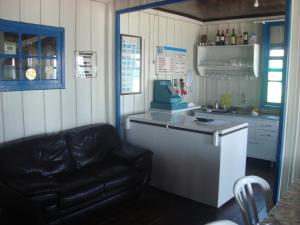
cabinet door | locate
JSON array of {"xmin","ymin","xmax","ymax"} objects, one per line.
[
  {"xmin": 256, "ymin": 129, "xmax": 278, "ymax": 142},
  {"xmin": 247, "ymin": 138, "xmax": 277, "ymax": 161},
  {"xmin": 256, "ymin": 120, "xmax": 279, "ymax": 131}
]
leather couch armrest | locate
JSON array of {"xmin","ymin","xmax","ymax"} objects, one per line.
[
  {"xmin": 112, "ymin": 144, "xmax": 153, "ymax": 169},
  {"xmin": 0, "ymin": 180, "xmax": 46, "ymax": 224}
]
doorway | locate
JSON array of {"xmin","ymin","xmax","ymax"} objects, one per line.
[{"xmin": 115, "ymin": 0, "xmax": 290, "ymax": 203}]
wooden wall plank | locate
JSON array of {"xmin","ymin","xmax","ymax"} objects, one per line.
[
  {"xmin": 0, "ymin": 0, "xmax": 20, "ymax": 20},
  {"xmin": 20, "ymin": 0, "xmax": 46, "ymax": 136},
  {"xmin": 0, "ymin": 0, "xmax": 25, "ymax": 142},
  {"xmin": 140, "ymin": 12, "xmax": 150, "ymax": 111},
  {"xmin": 158, "ymin": 16, "xmax": 167, "ymax": 46},
  {"xmin": 0, "ymin": 96, "xmax": 3, "ymax": 143},
  {"xmin": 125, "ymin": 12, "xmax": 139, "ymax": 115},
  {"xmin": 60, "ymin": 0, "xmax": 76, "ymax": 130},
  {"xmin": 2, "ymin": 92, "xmax": 25, "ymax": 141},
  {"xmin": 75, "ymin": 0, "xmax": 92, "ymax": 126},
  {"xmin": 148, "ymin": 13, "xmax": 155, "ymax": 109},
  {"xmin": 41, "ymin": 0, "xmax": 62, "ymax": 133},
  {"xmin": 191, "ymin": 23, "xmax": 200, "ymax": 105},
  {"xmin": 166, "ymin": 17, "xmax": 175, "ymax": 47},
  {"xmin": 91, "ymin": 1, "xmax": 106, "ymax": 123},
  {"xmin": 129, "ymin": 12, "xmax": 144, "ymax": 114},
  {"xmin": 120, "ymin": 13, "xmax": 128, "ymax": 123}
]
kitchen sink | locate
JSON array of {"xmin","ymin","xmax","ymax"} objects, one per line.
[{"xmin": 205, "ymin": 107, "xmax": 253, "ymax": 116}]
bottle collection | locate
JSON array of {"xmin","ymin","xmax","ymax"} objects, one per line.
[{"xmin": 200, "ymin": 29, "xmax": 256, "ymax": 46}]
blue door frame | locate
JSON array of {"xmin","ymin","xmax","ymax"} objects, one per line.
[{"xmin": 115, "ymin": 0, "xmax": 292, "ymax": 202}]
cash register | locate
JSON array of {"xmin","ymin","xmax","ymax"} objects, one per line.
[{"xmin": 150, "ymin": 80, "xmax": 188, "ymax": 110}]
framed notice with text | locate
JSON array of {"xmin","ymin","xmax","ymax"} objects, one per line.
[
  {"xmin": 75, "ymin": 51, "xmax": 97, "ymax": 78},
  {"xmin": 121, "ymin": 34, "xmax": 142, "ymax": 95}
]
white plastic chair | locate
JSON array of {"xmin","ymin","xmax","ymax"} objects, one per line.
[
  {"xmin": 204, "ymin": 220, "xmax": 238, "ymax": 225},
  {"xmin": 233, "ymin": 175, "xmax": 272, "ymax": 225}
]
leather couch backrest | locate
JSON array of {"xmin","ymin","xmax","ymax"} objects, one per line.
[
  {"xmin": 0, "ymin": 134, "xmax": 71, "ymax": 179},
  {"xmin": 63, "ymin": 124, "xmax": 122, "ymax": 169}
]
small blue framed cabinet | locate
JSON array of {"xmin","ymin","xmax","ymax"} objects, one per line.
[{"xmin": 0, "ymin": 19, "xmax": 65, "ymax": 91}]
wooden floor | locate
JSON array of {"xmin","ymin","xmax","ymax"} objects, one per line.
[
  {"xmin": 0, "ymin": 158, "xmax": 276, "ymax": 225},
  {"xmin": 86, "ymin": 158, "xmax": 276, "ymax": 225}
]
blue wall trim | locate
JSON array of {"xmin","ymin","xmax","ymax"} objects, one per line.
[
  {"xmin": 115, "ymin": 0, "xmax": 189, "ymax": 133},
  {"xmin": 273, "ymin": 0, "xmax": 292, "ymax": 202}
]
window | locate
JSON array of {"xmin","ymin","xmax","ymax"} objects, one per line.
[
  {"xmin": 0, "ymin": 19, "xmax": 64, "ymax": 91},
  {"xmin": 262, "ymin": 22, "xmax": 285, "ymax": 107}
]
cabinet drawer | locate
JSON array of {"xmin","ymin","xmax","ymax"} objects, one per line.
[
  {"xmin": 256, "ymin": 120, "xmax": 279, "ymax": 131},
  {"xmin": 247, "ymin": 138, "xmax": 277, "ymax": 161},
  {"xmin": 255, "ymin": 130, "xmax": 278, "ymax": 141}
]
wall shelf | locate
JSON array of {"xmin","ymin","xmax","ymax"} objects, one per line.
[{"xmin": 197, "ymin": 44, "xmax": 260, "ymax": 77}]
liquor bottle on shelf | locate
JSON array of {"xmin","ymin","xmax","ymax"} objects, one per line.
[
  {"xmin": 225, "ymin": 29, "xmax": 229, "ymax": 45},
  {"xmin": 216, "ymin": 30, "xmax": 220, "ymax": 45},
  {"xmin": 231, "ymin": 28, "xmax": 236, "ymax": 45},
  {"xmin": 250, "ymin": 32, "xmax": 256, "ymax": 44},
  {"xmin": 237, "ymin": 32, "xmax": 243, "ymax": 45},
  {"xmin": 220, "ymin": 30, "xmax": 225, "ymax": 45},
  {"xmin": 243, "ymin": 31, "xmax": 249, "ymax": 45}
]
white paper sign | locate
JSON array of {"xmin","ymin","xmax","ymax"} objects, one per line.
[
  {"xmin": 155, "ymin": 55, "xmax": 175, "ymax": 75},
  {"xmin": 75, "ymin": 51, "xmax": 97, "ymax": 78},
  {"xmin": 155, "ymin": 46, "xmax": 187, "ymax": 76}
]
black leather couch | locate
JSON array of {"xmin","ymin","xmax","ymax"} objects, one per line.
[{"xmin": 0, "ymin": 124, "xmax": 153, "ymax": 225}]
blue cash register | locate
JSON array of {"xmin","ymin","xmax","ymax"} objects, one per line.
[{"xmin": 150, "ymin": 80, "xmax": 188, "ymax": 110}]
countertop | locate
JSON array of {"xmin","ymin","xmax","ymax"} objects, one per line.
[
  {"xmin": 194, "ymin": 110, "xmax": 280, "ymax": 121},
  {"xmin": 128, "ymin": 111, "xmax": 248, "ymax": 135}
]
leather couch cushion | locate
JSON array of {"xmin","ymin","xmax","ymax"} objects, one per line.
[
  {"xmin": 64, "ymin": 124, "xmax": 122, "ymax": 169},
  {"xmin": 83, "ymin": 161, "xmax": 137, "ymax": 191},
  {"xmin": 54, "ymin": 161, "xmax": 136, "ymax": 208},
  {"xmin": 54, "ymin": 170, "xmax": 105, "ymax": 208},
  {"xmin": 0, "ymin": 134, "xmax": 71, "ymax": 179}
]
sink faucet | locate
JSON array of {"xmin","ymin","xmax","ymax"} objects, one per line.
[{"xmin": 241, "ymin": 93, "xmax": 246, "ymax": 104}]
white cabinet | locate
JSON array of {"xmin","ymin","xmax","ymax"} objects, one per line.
[
  {"xmin": 194, "ymin": 112, "xmax": 279, "ymax": 162},
  {"xmin": 197, "ymin": 44, "xmax": 260, "ymax": 77}
]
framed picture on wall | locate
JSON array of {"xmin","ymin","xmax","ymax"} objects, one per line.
[{"xmin": 120, "ymin": 34, "xmax": 142, "ymax": 95}]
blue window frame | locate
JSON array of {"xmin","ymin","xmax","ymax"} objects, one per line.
[
  {"xmin": 261, "ymin": 22, "xmax": 285, "ymax": 107},
  {"xmin": 0, "ymin": 19, "xmax": 64, "ymax": 91}
]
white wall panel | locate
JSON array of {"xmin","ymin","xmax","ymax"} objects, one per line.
[
  {"xmin": 126, "ymin": 12, "xmax": 139, "ymax": 114},
  {"xmin": 75, "ymin": 0, "xmax": 92, "ymax": 126},
  {"xmin": 91, "ymin": 1, "xmax": 107, "ymax": 123},
  {"xmin": 60, "ymin": 0, "xmax": 77, "ymax": 130},
  {"xmin": 0, "ymin": 0, "xmax": 25, "ymax": 142},
  {"xmin": 0, "ymin": 96, "xmax": 3, "ymax": 143},
  {"xmin": 21, "ymin": 0, "xmax": 46, "ymax": 136},
  {"xmin": 42, "ymin": 0, "xmax": 62, "ymax": 133},
  {"xmin": 140, "ymin": 12, "xmax": 150, "ymax": 111},
  {"xmin": 148, "ymin": 13, "xmax": 155, "ymax": 111},
  {"xmin": 120, "ymin": 13, "xmax": 128, "ymax": 122},
  {"xmin": 0, "ymin": 0, "xmax": 19, "ymax": 20},
  {"xmin": 120, "ymin": 10, "xmax": 202, "ymax": 118},
  {"xmin": 2, "ymin": 93, "xmax": 25, "ymax": 141},
  {"xmin": 0, "ymin": 0, "xmax": 109, "ymax": 143},
  {"xmin": 280, "ymin": 0, "xmax": 300, "ymax": 195}
]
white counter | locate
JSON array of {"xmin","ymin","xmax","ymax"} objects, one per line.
[{"xmin": 126, "ymin": 111, "xmax": 248, "ymax": 208}]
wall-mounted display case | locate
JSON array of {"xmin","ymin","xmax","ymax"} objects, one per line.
[{"xmin": 0, "ymin": 19, "xmax": 64, "ymax": 91}]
